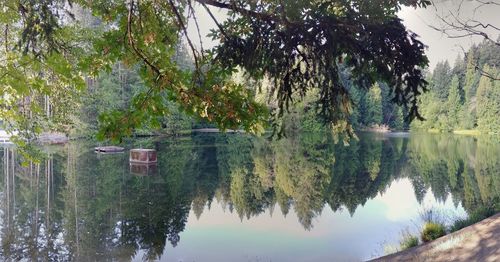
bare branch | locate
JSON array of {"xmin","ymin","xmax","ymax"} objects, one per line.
[
  {"xmin": 195, "ymin": 0, "xmax": 279, "ymax": 23},
  {"xmin": 187, "ymin": 0, "xmax": 205, "ymax": 58},
  {"xmin": 200, "ymin": 2, "xmax": 229, "ymax": 40},
  {"xmin": 430, "ymin": 0, "xmax": 500, "ymax": 47},
  {"xmin": 168, "ymin": 0, "xmax": 200, "ymax": 70}
]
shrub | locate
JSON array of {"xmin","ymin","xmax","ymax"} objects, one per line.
[
  {"xmin": 450, "ymin": 206, "xmax": 497, "ymax": 233},
  {"xmin": 419, "ymin": 208, "xmax": 445, "ymax": 225},
  {"xmin": 400, "ymin": 234, "xmax": 419, "ymax": 250},
  {"xmin": 421, "ymin": 222, "xmax": 446, "ymax": 242}
]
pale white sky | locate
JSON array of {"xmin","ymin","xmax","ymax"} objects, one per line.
[
  {"xmin": 399, "ymin": 0, "xmax": 500, "ymax": 69},
  {"xmin": 187, "ymin": 1, "xmax": 500, "ymax": 70}
]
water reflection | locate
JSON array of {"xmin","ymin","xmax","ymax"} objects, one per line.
[{"xmin": 0, "ymin": 133, "xmax": 498, "ymax": 261}]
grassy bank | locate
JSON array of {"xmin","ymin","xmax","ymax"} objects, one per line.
[
  {"xmin": 424, "ymin": 129, "xmax": 481, "ymax": 135},
  {"xmin": 452, "ymin": 130, "xmax": 481, "ymax": 136},
  {"xmin": 419, "ymin": 128, "xmax": 500, "ymax": 136},
  {"xmin": 394, "ymin": 203, "xmax": 500, "ymax": 252}
]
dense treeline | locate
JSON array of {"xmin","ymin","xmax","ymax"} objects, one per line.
[
  {"xmin": 77, "ymin": 53, "xmax": 411, "ymax": 136},
  {"xmin": 77, "ymin": 37, "xmax": 500, "ymax": 136},
  {"xmin": 75, "ymin": 52, "xmax": 194, "ymax": 137},
  {"xmin": 278, "ymin": 75, "xmax": 409, "ymax": 133},
  {"xmin": 72, "ymin": 32, "xmax": 498, "ymax": 136},
  {"xmin": 411, "ymin": 40, "xmax": 500, "ymax": 133}
]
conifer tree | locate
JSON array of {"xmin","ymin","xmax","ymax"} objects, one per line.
[
  {"xmin": 365, "ymin": 83, "xmax": 383, "ymax": 127},
  {"xmin": 461, "ymin": 53, "xmax": 479, "ymax": 129},
  {"xmin": 446, "ymin": 76, "xmax": 462, "ymax": 131},
  {"xmin": 476, "ymin": 65, "xmax": 500, "ymax": 133}
]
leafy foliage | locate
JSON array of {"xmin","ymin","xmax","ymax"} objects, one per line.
[
  {"xmin": 420, "ymin": 222, "xmax": 446, "ymax": 242},
  {"xmin": 1, "ymin": 0, "xmax": 430, "ymax": 141},
  {"xmin": 399, "ymin": 233, "xmax": 419, "ymax": 250},
  {"xmin": 211, "ymin": 0, "xmax": 430, "ymax": 135}
]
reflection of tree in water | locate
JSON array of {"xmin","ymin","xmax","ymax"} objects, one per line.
[
  {"xmin": 406, "ymin": 134, "xmax": 500, "ymax": 213},
  {"xmin": 0, "ymin": 147, "xmax": 69, "ymax": 261},
  {"xmin": 0, "ymin": 133, "xmax": 499, "ymax": 260}
]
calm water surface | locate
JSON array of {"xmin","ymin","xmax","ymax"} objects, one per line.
[{"xmin": 0, "ymin": 132, "xmax": 499, "ymax": 261}]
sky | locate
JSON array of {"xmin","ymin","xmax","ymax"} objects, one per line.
[
  {"xmin": 399, "ymin": 0, "xmax": 500, "ymax": 69},
  {"xmin": 187, "ymin": 0, "xmax": 500, "ymax": 70}
]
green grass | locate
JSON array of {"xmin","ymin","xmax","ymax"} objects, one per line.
[
  {"xmin": 450, "ymin": 206, "xmax": 497, "ymax": 233},
  {"xmin": 421, "ymin": 222, "xmax": 446, "ymax": 242},
  {"xmin": 427, "ymin": 128, "xmax": 441, "ymax": 133},
  {"xmin": 453, "ymin": 129, "xmax": 481, "ymax": 136},
  {"xmin": 400, "ymin": 233, "xmax": 419, "ymax": 250}
]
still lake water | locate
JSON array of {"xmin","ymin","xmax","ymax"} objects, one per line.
[{"xmin": 0, "ymin": 132, "xmax": 499, "ymax": 261}]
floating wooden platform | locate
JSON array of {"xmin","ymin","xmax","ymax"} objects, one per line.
[
  {"xmin": 38, "ymin": 132, "xmax": 69, "ymax": 144},
  {"xmin": 95, "ymin": 146, "xmax": 125, "ymax": 153},
  {"xmin": 130, "ymin": 149, "xmax": 157, "ymax": 163},
  {"xmin": 0, "ymin": 130, "xmax": 15, "ymax": 145},
  {"xmin": 0, "ymin": 138, "xmax": 12, "ymax": 144}
]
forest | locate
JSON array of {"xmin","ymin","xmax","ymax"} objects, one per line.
[
  {"xmin": 412, "ymin": 40, "xmax": 500, "ymax": 134},
  {"xmin": 0, "ymin": 1, "xmax": 499, "ymax": 261}
]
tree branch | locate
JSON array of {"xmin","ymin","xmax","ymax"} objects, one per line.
[
  {"xmin": 200, "ymin": 2, "xmax": 229, "ymax": 40},
  {"xmin": 430, "ymin": 0, "xmax": 500, "ymax": 47},
  {"xmin": 168, "ymin": 0, "xmax": 200, "ymax": 70},
  {"xmin": 195, "ymin": 0, "xmax": 280, "ymax": 23}
]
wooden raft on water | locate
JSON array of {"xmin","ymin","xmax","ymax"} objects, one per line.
[{"xmin": 95, "ymin": 146, "xmax": 125, "ymax": 153}]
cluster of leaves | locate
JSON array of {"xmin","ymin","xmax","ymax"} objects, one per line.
[{"xmin": 0, "ymin": 0, "xmax": 92, "ymax": 144}]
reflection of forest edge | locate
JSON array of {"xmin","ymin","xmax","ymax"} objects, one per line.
[{"xmin": 0, "ymin": 133, "xmax": 499, "ymax": 260}]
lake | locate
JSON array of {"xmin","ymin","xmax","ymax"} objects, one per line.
[{"xmin": 0, "ymin": 132, "xmax": 498, "ymax": 261}]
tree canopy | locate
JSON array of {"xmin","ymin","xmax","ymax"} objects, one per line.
[{"xmin": 0, "ymin": 0, "xmax": 431, "ymax": 141}]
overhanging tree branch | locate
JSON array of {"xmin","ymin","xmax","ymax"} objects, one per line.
[{"xmin": 430, "ymin": 0, "xmax": 500, "ymax": 47}]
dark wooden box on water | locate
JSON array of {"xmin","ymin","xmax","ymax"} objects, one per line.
[
  {"xmin": 129, "ymin": 149, "xmax": 157, "ymax": 163},
  {"xmin": 130, "ymin": 163, "xmax": 157, "ymax": 176}
]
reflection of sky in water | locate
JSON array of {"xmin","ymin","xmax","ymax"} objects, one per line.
[{"xmin": 133, "ymin": 179, "xmax": 466, "ymax": 262}]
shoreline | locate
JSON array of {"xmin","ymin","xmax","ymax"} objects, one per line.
[{"xmin": 370, "ymin": 213, "xmax": 500, "ymax": 261}]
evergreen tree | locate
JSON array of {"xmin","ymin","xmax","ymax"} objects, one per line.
[
  {"xmin": 393, "ymin": 106, "xmax": 405, "ymax": 130},
  {"xmin": 446, "ymin": 76, "xmax": 463, "ymax": 131},
  {"xmin": 413, "ymin": 40, "xmax": 500, "ymax": 133},
  {"xmin": 431, "ymin": 61, "xmax": 453, "ymax": 101},
  {"xmin": 476, "ymin": 66, "xmax": 500, "ymax": 134},
  {"xmin": 365, "ymin": 83, "xmax": 383, "ymax": 126},
  {"xmin": 461, "ymin": 53, "xmax": 479, "ymax": 129}
]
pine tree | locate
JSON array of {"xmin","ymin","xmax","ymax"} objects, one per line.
[
  {"xmin": 446, "ymin": 76, "xmax": 462, "ymax": 131},
  {"xmin": 365, "ymin": 83, "xmax": 383, "ymax": 126},
  {"xmin": 393, "ymin": 106, "xmax": 405, "ymax": 130},
  {"xmin": 461, "ymin": 53, "xmax": 479, "ymax": 129},
  {"xmin": 431, "ymin": 61, "xmax": 453, "ymax": 101},
  {"xmin": 476, "ymin": 65, "xmax": 500, "ymax": 133}
]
